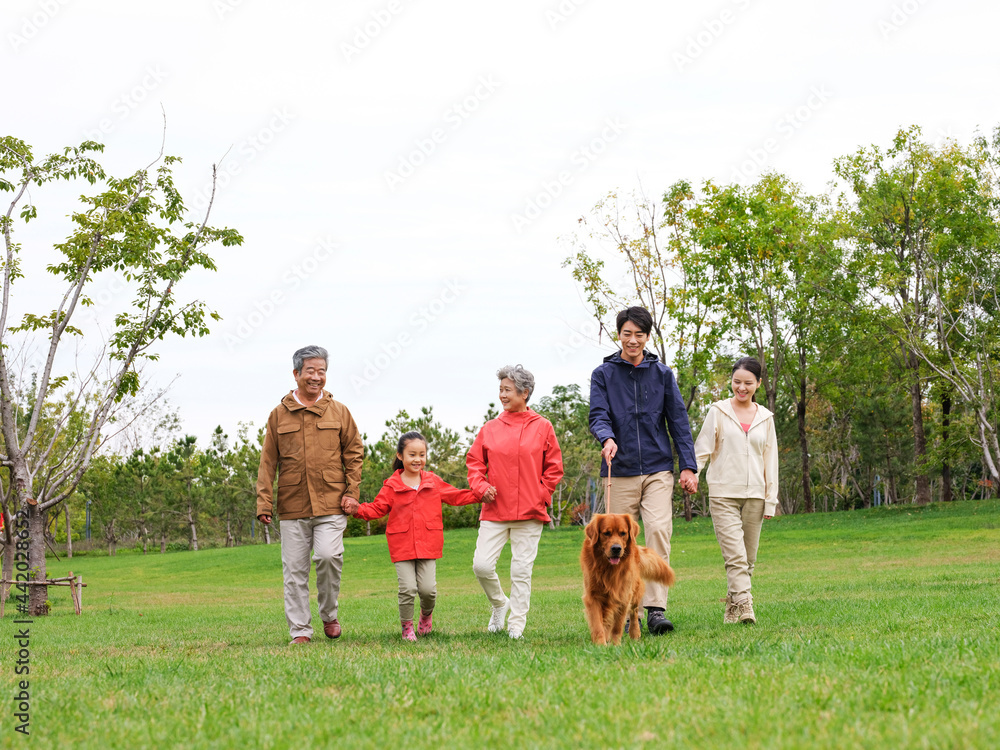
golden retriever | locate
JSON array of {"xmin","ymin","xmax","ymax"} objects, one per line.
[{"xmin": 581, "ymin": 513, "xmax": 676, "ymax": 645}]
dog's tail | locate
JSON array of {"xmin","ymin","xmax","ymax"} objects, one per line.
[{"xmin": 638, "ymin": 547, "xmax": 676, "ymax": 587}]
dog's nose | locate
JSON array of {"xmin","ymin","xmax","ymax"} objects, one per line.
[{"xmin": 610, "ymin": 545, "xmax": 622, "ymax": 556}]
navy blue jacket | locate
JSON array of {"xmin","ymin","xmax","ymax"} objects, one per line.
[{"xmin": 589, "ymin": 351, "xmax": 697, "ymax": 478}]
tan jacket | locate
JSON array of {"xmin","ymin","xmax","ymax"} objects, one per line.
[
  {"xmin": 694, "ymin": 399, "xmax": 779, "ymax": 516},
  {"xmin": 256, "ymin": 391, "xmax": 364, "ymax": 520}
]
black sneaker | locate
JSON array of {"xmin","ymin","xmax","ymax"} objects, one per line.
[{"xmin": 645, "ymin": 609, "xmax": 674, "ymax": 634}]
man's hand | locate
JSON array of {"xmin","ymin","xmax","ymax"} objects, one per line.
[
  {"xmin": 482, "ymin": 486, "xmax": 498, "ymax": 503},
  {"xmin": 257, "ymin": 514, "xmax": 272, "ymax": 526},
  {"xmin": 342, "ymin": 497, "xmax": 359, "ymax": 515},
  {"xmin": 601, "ymin": 438, "xmax": 618, "ymax": 464},
  {"xmin": 679, "ymin": 469, "xmax": 698, "ymax": 494}
]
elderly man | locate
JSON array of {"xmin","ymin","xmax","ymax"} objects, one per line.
[{"xmin": 257, "ymin": 345, "xmax": 364, "ymax": 645}]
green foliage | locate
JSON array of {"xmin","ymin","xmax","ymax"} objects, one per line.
[{"xmin": 565, "ymin": 126, "xmax": 1000, "ymax": 512}]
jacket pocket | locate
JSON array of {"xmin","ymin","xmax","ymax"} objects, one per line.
[
  {"xmin": 276, "ymin": 420, "xmax": 302, "ymax": 456},
  {"xmin": 277, "ymin": 471, "xmax": 301, "ymax": 487},
  {"xmin": 323, "ymin": 468, "xmax": 345, "ymax": 484},
  {"xmin": 425, "ymin": 518, "xmax": 443, "ymax": 530},
  {"xmin": 316, "ymin": 420, "xmax": 341, "ymax": 452}
]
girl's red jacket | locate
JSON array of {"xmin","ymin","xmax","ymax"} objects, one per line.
[{"xmin": 353, "ymin": 470, "xmax": 482, "ymax": 562}]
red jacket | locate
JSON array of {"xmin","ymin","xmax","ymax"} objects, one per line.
[
  {"xmin": 353, "ymin": 470, "xmax": 481, "ymax": 562},
  {"xmin": 467, "ymin": 409, "xmax": 564, "ymax": 524}
]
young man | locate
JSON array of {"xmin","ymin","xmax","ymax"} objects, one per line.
[
  {"xmin": 588, "ymin": 307, "xmax": 699, "ymax": 633},
  {"xmin": 256, "ymin": 345, "xmax": 364, "ymax": 644}
]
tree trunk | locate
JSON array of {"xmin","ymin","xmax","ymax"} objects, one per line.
[
  {"xmin": 160, "ymin": 531, "xmax": 166, "ymax": 554},
  {"xmin": 226, "ymin": 511, "xmax": 234, "ymax": 548},
  {"xmin": 264, "ymin": 523, "xmax": 271, "ymax": 545},
  {"xmin": 188, "ymin": 502, "xmax": 198, "ymax": 551},
  {"xmin": 141, "ymin": 519, "xmax": 149, "ymax": 555},
  {"xmin": 797, "ymin": 355, "xmax": 813, "ymax": 513},
  {"xmin": 28, "ymin": 505, "xmax": 48, "ymax": 616},
  {"xmin": 1, "ymin": 526, "xmax": 14, "ymax": 607},
  {"xmin": 65, "ymin": 502, "xmax": 73, "ymax": 558},
  {"xmin": 941, "ymin": 392, "xmax": 952, "ymax": 503},
  {"xmin": 107, "ymin": 518, "xmax": 117, "ymax": 557},
  {"xmin": 907, "ymin": 351, "xmax": 932, "ymax": 505}
]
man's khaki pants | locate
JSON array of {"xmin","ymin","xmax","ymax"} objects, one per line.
[
  {"xmin": 394, "ymin": 559, "xmax": 437, "ymax": 622},
  {"xmin": 709, "ymin": 496, "xmax": 764, "ymax": 605},
  {"xmin": 473, "ymin": 520, "xmax": 544, "ymax": 635},
  {"xmin": 607, "ymin": 471, "xmax": 674, "ymax": 609},
  {"xmin": 280, "ymin": 514, "xmax": 348, "ymax": 640}
]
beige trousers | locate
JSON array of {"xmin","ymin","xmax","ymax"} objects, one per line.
[
  {"xmin": 394, "ymin": 559, "xmax": 437, "ymax": 622},
  {"xmin": 473, "ymin": 520, "xmax": 544, "ymax": 634},
  {"xmin": 279, "ymin": 514, "xmax": 347, "ymax": 639},
  {"xmin": 607, "ymin": 471, "xmax": 674, "ymax": 609},
  {"xmin": 710, "ymin": 496, "xmax": 765, "ymax": 605}
]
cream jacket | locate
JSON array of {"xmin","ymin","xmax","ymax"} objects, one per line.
[{"xmin": 694, "ymin": 399, "xmax": 779, "ymax": 516}]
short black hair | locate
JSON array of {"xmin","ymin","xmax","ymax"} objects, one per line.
[{"xmin": 616, "ymin": 306, "xmax": 653, "ymax": 335}]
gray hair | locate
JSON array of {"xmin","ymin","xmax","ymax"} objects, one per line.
[
  {"xmin": 496, "ymin": 364, "xmax": 535, "ymax": 403},
  {"xmin": 293, "ymin": 345, "xmax": 329, "ymax": 373}
]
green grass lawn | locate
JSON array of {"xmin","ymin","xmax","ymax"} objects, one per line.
[{"xmin": 4, "ymin": 500, "xmax": 999, "ymax": 749}]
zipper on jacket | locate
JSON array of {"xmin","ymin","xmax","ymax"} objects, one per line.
[{"xmin": 634, "ymin": 377, "xmax": 642, "ymax": 473}]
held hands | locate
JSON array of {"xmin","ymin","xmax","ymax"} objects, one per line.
[
  {"xmin": 482, "ymin": 486, "xmax": 498, "ymax": 503},
  {"xmin": 342, "ymin": 497, "xmax": 360, "ymax": 516},
  {"xmin": 679, "ymin": 469, "xmax": 699, "ymax": 495},
  {"xmin": 601, "ymin": 439, "xmax": 618, "ymax": 464}
]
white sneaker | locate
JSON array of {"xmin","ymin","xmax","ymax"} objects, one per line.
[
  {"xmin": 508, "ymin": 626, "xmax": 523, "ymax": 640},
  {"xmin": 488, "ymin": 597, "xmax": 510, "ymax": 633}
]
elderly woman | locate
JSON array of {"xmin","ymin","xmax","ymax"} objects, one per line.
[{"xmin": 466, "ymin": 365, "xmax": 564, "ymax": 639}]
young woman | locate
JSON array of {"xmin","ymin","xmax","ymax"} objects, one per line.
[
  {"xmin": 345, "ymin": 432, "xmax": 495, "ymax": 641},
  {"xmin": 693, "ymin": 357, "xmax": 778, "ymax": 625}
]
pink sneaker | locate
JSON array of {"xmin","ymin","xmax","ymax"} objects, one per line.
[
  {"xmin": 418, "ymin": 611, "xmax": 433, "ymax": 636},
  {"xmin": 401, "ymin": 620, "xmax": 417, "ymax": 642}
]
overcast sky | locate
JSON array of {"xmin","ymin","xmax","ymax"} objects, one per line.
[{"xmin": 4, "ymin": 0, "xmax": 999, "ymax": 448}]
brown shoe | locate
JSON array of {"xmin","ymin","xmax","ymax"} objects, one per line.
[
  {"xmin": 736, "ymin": 597, "xmax": 756, "ymax": 625},
  {"xmin": 289, "ymin": 636, "xmax": 310, "ymax": 645},
  {"xmin": 323, "ymin": 619, "xmax": 342, "ymax": 639},
  {"xmin": 723, "ymin": 595, "xmax": 739, "ymax": 625}
]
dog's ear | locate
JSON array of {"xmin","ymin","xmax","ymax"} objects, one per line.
[
  {"xmin": 585, "ymin": 517, "xmax": 601, "ymax": 545},
  {"xmin": 628, "ymin": 516, "xmax": 640, "ymax": 544}
]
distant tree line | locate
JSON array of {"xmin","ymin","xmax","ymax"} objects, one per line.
[
  {"xmin": 17, "ymin": 124, "xmax": 1000, "ymax": 560},
  {"xmin": 564, "ymin": 125, "xmax": 1000, "ymax": 515}
]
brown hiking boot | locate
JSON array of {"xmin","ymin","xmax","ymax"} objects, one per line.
[
  {"xmin": 736, "ymin": 597, "xmax": 756, "ymax": 625},
  {"xmin": 723, "ymin": 595, "xmax": 739, "ymax": 624}
]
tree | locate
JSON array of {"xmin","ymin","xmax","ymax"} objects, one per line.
[
  {"xmin": 533, "ymin": 384, "xmax": 598, "ymax": 526},
  {"xmin": 887, "ymin": 132, "xmax": 1000, "ymax": 493},
  {"xmin": 0, "ymin": 134, "xmax": 241, "ymax": 613},
  {"xmin": 833, "ymin": 126, "xmax": 945, "ymax": 505},
  {"xmin": 563, "ymin": 187, "xmax": 724, "ymax": 408}
]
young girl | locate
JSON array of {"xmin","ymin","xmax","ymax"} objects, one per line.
[
  {"xmin": 344, "ymin": 432, "xmax": 496, "ymax": 641},
  {"xmin": 693, "ymin": 357, "xmax": 778, "ymax": 625}
]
